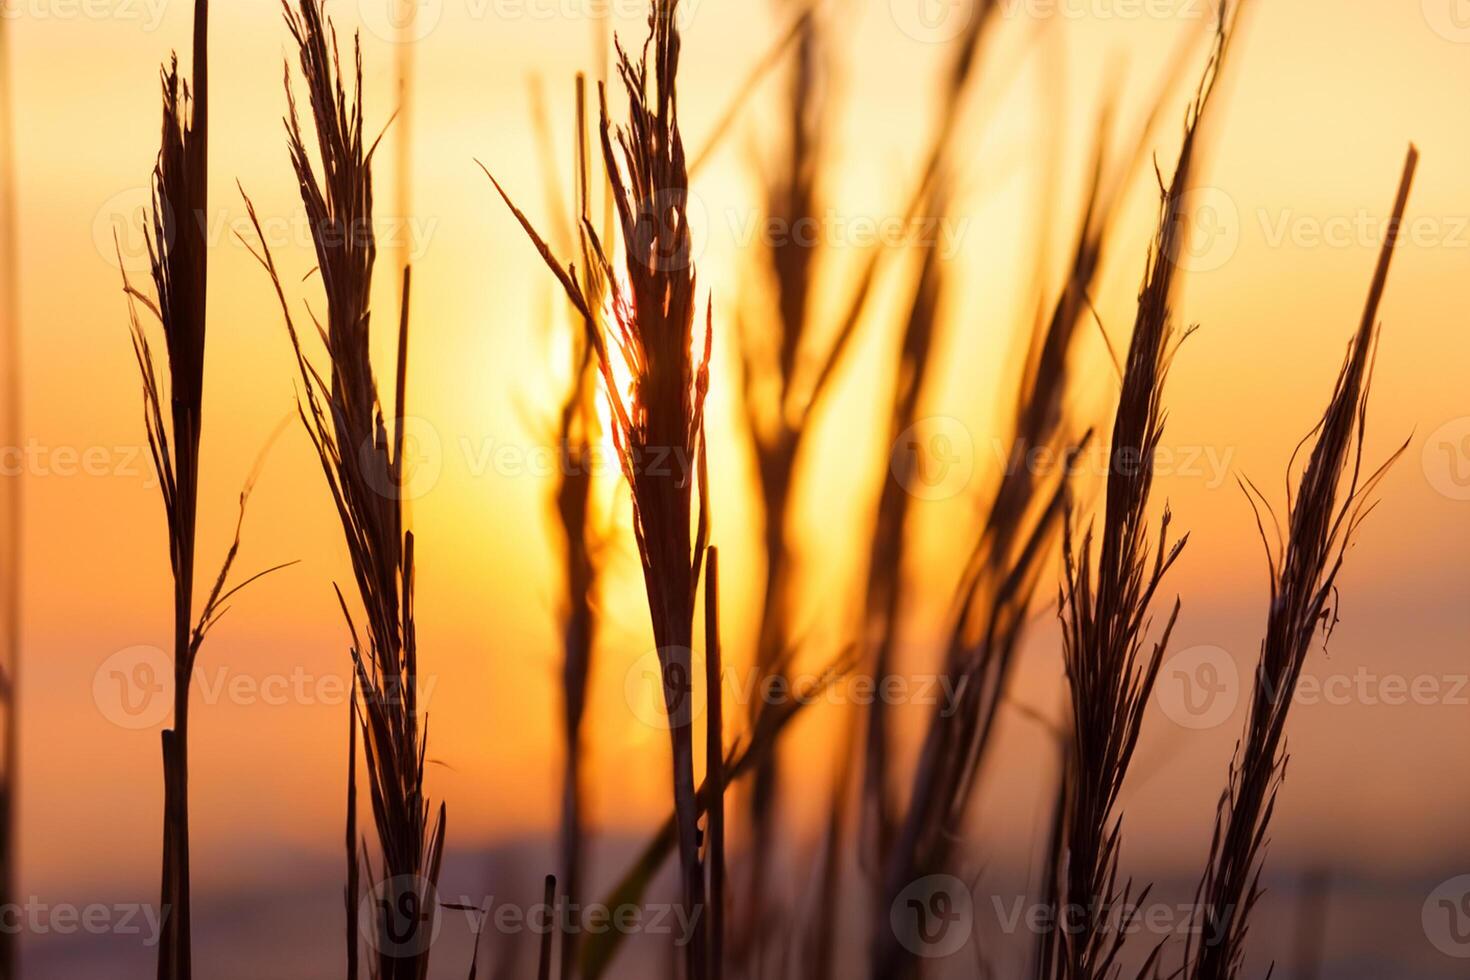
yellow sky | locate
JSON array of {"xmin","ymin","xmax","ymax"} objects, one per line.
[{"xmin": 6, "ymin": 0, "xmax": 1470, "ymax": 904}]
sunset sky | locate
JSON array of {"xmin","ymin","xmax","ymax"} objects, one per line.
[{"xmin": 5, "ymin": 0, "xmax": 1470, "ymax": 974}]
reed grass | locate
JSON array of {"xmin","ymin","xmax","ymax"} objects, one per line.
[
  {"xmin": 486, "ymin": 3, "xmax": 718, "ymax": 975},
  {"xmin": 117, "ymin": 4, "xmax": 210, "ymax": 975},
  {"xmin": 859, "ymin": 0, "xmax": 998, "ymax": 873},
  {"xmin": 244, "ymin": 3, "xmax": 445, "ymax": 976},
  {"xmin": 552, "ymin": 288, "xmax": 600, "ymax": 980},
  {"xmin": 1040, "ymin": 11, "xmax": 1240, "ymax": 979},
  {"xmin": 1183, "ymin": 145, "xmax": 1417, "ymax": 980},
  {"xmin": 67, "ymin": 3, "xmax": 1440, "ymax": 978}
]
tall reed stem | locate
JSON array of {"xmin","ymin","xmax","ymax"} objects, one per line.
[{"xmin": 1186, "ymin": 144, "xmax": 1417, "ymax": 980}]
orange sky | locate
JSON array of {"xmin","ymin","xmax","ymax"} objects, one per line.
[{"xmin": 5, "ymin": 0, "xmax": 1469, "ymax": 919}]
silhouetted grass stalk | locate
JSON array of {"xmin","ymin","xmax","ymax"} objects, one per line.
[
  {"xmin": 1043, "ymin": 11, "xmax": 1240, "ymax": 978},
  {"xmin": 1185, "ymin": 144, "xmax": 1417, "ymax": 980},
  {"xmin": 244, "ymin": 4, "xmax": 445, "ymax": 976},
  {"xmin": 118, "ymin": 4, "xmax": 211, "ymax": 976},
  {"xmin": 485, "ymin": 3, "xmax": 714, "ymax": 975}
]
